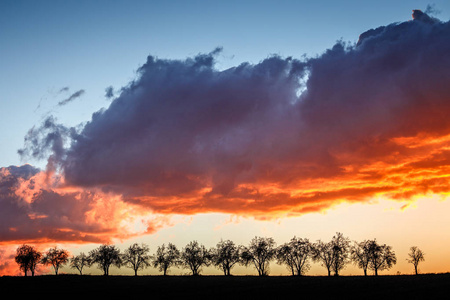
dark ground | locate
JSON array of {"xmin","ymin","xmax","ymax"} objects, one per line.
[{"xmin": 1, "ymin": 273, "xmax": 449, "ymax": 299}]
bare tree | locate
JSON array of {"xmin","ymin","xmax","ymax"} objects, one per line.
[
  {"xmin": 210, "ymin": 239, "xmax": 242, "ymax": 276},
  {"xmin": 180, "ymin": 241, "xmax": 210, "ymax": 276},
  {"xmin": 41, "ymin": 247, "xmax": 70, "ymax": 275},
  {"xmin": 241, "ymin": 236, "xmax": 276, "ymax": 276},
  {"xmin": 330, "ymin": 232, "xmax": 350, "ymax": 276},
  {"xmin": 89, "ymin": 244, "xmax": 122, "ymax": 276},
  {"xmin": 312, "ymin": 240, "xmax": 334, "ymax": 276},
  {"xmin": 407, "ymin": 246, "xmax": 425, "ymax": 275},
  {"xmin": 122, "ymin": 243, "xmax": 151, "ymax": 276},
  {"xmin": 153, "ymin": 243, "xmax": 180, "ymax": 275},
  {"xmin": 276, "ymin": 237, "xmax": 311, "ymax": 276},
  {"xmin": 70, "ymin": 252, "xmax": 90, "ymax": 275},
  {"xmin": 15, "ymin": 244, "xmax": 42, "ymax": 276},
  {"xmin": 367, "ymin": 239, "xmax": 397, "ymax": 276},
  {"xmin": 351, "ymin": 240, "xmax": 371, "ymax": 276}
]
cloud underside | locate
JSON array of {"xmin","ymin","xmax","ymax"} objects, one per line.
[{"xmin": 2, "ymin": 11, "xmax": 450, "ymax": 244}]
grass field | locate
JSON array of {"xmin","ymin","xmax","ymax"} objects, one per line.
[{"xmin": 1, "ymin": 273, "xmax": 448, "ymax": 299}]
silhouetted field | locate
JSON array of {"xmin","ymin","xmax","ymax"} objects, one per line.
[{"xmin": 1, "ymin": 273, "xmax": 448, "ymax": 299}]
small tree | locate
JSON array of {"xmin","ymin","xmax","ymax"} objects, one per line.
[
  {"xmin": 41, "ymin": 247, "xmax": 70, "ymax": 275},
  {"xmin": 407, "ymin": 246, "xmax": 425, "ymax": 275},
  {"xmin": 180, "ymin": 241, "xmax": 210, "ymax": 276},
  {"xmin": 276, "ymin": 237, "xmax": 311, "ymax": 276},
  {"xmin": 15, "ymin": 244, "xmax": 42, "ymax": 276},
  {"xmin": 311, "ymin": 240, "xmax": 334, "ymax": 276},
  {"xmin": 330, "ymin": 232, "xmax": 350, "ymax": 276},
  {"xmin": 122, "ymin": 243, "xmax": 151, "ymax": 276},
  {"xmin": 367, "ymin": 239, "xmax": 397, "ymax": 276},
  {"xmin": 351, "ymin": 240, "xmax": 371, "ymax": 276},
  {"xmin": 210, "ymin": 239, "xmax": 242, "ymax": 276},
  {"xmin": 153, "ymin": 243, "xmax": 180, "ymax": 275},
  {"xmin": 89, "ymin": 244, "xmax": 122, "ymax": 276},
  {"xmin": 241, "ymin": 236, "xmax": 276, "ymax": 276},
  {"xmin": 70, "ymin": 252, "xmax": 90, "ymax": 275}
]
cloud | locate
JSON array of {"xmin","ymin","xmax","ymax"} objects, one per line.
[
  {"xmin": 58, "ymin": 86, "xmax": 70, "ymax": 94},
  {"xmin": 57, "ymin": 89, "xmax": 85, "ymax": 106},
  {"xmin": 0, "ymin": 165, "xmax": 172, "ymax": 247},
  {"xmin": 16, "ymin": 11, "xmax": 450, "ymax": 219},
  {"xmin": 105, "ymin": 86, "xmax": 115, "ymax": 99}
]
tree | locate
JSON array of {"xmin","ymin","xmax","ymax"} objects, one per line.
[
  {"xmin": 311, "ymin": 240, "xmax": 334, "ymax": 276},
  {"xmin": 330, "ymin": 232, "xmax": 350, "ymax": 276},
  {"xmin": 180, "ymin": 241, "xmax": 210, "ymax": 276},
  {"xmin": 367, "ymin": 239, "xmax": 397, "ymax": 276},
  {"xmin": 276, "ymin": 237, "xmax": 311, "ymax": 276},
  {"xmin": 407, "ymin": 246, "xmax": 425, "ymax": 275},
  {"xmin": 241, "ymin": 236, "xmax": 276, "ymax": 276},
  {"xmin": 70, "ymin": 252, "xmax": 90, "ymax": 275},
  {"xmin": 122, "ymin": 243, "xmax": 151, "ymax": 276},
  {"xmin": 351, "ymin": 240, "xmax": 371, "ymax": 276},
  {"xmin": 153, "ymin": 243, "xmax": 180, "ymax": 276},
  {"xmin": 15, "ymin": 244, "xmax": 42, "ymax": 276},
  {"xmin": 89, "ymin": 244, "xmax": 122, "ymax": 276},
  {"xmin": 41, "ymin": 247, "xmax": 70, "ymax": 275},
  {"xmin": 210, "ymin": 239, "xmax": 242, "ymax": 276}
]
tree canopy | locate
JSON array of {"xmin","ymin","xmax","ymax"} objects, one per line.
[
  {"xmin": 41, "ymin": 247, "xmax": 69, "ymax": 275},
  {"xmin": 15, "ymin": 244, "xmax": 42, "ymax": 276},
  {"xmin": 89, "ymin": 244, "xmax": 122, "ymax": 276},
  {"xmin": 153, "ymin": 243, "xmax": 180, "ymax": 276},
  {"xmin": 180, "ymin": 241, "xmax": 210, "ymax": 276},
  {"xmin": 210, "ymin": 239, "xmax": 242, "ymax": 276},
  {"xmin": 122, "ymin": 243, "xmax": 151, "ymax": 276},
  {"xmin": 241, "ymin": 236, "xmax": 276, "ymax": 276},
  {"xmin": 276, "ymin": 237, "xmax": 311, "ymax": 276}
]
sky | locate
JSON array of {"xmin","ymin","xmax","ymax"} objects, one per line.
[{"xmin": 1, "ymin": 0, "xmax": 450, "ymax": 276}]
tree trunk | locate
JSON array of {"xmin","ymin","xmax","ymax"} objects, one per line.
[
  {"xmin": 415, "ymin": 265, "xmax": 418, "ymax": 275},
  {"xmin": 327, "ymin": 269, "xmax": 331, "ymax": 276},
  {"xmin": 375, "ymin": 268, "xmax": 378, "ymax": 276},
  {"xmin": 134, "ymin": 269, "xmax": 138, "ymax": 276},
  {"xmin": 363, "ymin": 269, "xmax": 367, "ymax": 276}
]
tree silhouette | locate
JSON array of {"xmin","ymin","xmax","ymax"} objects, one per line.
[
  {"xmin": 89, "ymin": 244, "xmax": 122, "ymax": 276},
  {"xmin": 153, "ymin": 243, "xmax": 180, "ymax": 275},
  {"xmin": 276, "ymin": 237, "xmax": 311, "ymax": 276},
  {"xmin": 367, "ymin": 239, "xmax": 397, "ymax": 276},
  {"xmin": 180, "ymin": 241, "xmax": 210, "ymax": 276},
  {"xmin": 312, "ymin": 240, "xmax": 334, "ymax": 276},
  {"xmin": 241, "ymin": 236, "xmax": 276, "ymax": 276},
  {"xmin": 41, "ymin": 247, "xmax": 69, "ymax": 275},
  {"xmin": 15, "ymin": 244, "xmax": 41, "ymax": 276},
  {"xmin": 330, "ymin": 232, "xmax": 350, "ymax": 276},
  {"xmin": 210, "ymin": 239, "xmax": 242, "ymax": 276},
  {"xmin": 407, "ymin": 246, "xmax": 425, "ymax": 275},
  {"xmin": 351, "ymin": 240, "xmax": 371, "ymax": 276},
  {"xmin": 70, "ymin": 252, "xmax": 90, "ymax": 275},
  {"xmin": 122, "ymin": 243, "xmax": 151, "ymax": 276}
]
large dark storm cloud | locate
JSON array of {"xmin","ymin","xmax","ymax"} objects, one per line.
[{"xmin": 18, "ymin": 11, "xmax": 450, "ymax": 215}]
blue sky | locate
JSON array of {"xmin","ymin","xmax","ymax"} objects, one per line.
[{"xmin": 1, "ymin": 0, "xmax": 449, "ymax": 169}]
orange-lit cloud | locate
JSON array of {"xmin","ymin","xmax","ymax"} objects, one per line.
[{"xmin": 0, "ymin": 165, "xmax": 173, "ymax": 247}]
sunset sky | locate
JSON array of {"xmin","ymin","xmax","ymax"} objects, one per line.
[{"xmin": 1, "ymin": 0, "xmax": 450, "ymax": 276}]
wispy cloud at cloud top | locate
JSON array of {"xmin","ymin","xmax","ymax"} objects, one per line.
[{"xmin": 57, "ymin": 89, "xmax": 85, "ymax": 106}]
